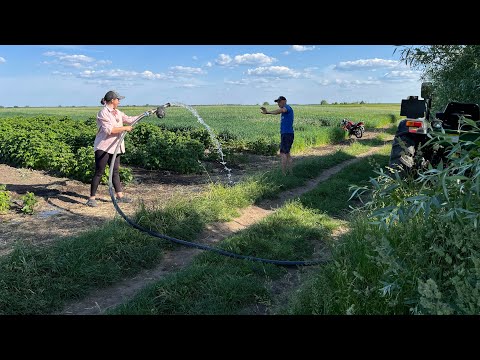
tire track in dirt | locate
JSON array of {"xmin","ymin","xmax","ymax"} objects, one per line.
[{"xmin": 56, "ymin": 143, "xmax": 388, "ymax": 315}]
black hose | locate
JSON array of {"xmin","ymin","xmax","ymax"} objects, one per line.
[{"xmin": 108, "ymin": 110, "xmax": 326, "ymax": 267}]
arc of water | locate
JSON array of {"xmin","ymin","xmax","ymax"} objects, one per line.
[{"xmin": 171, "ymin": 102, "xmax": 233, "ymax": 183}]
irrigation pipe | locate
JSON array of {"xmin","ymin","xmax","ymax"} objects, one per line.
[{"xmin": 108, "ymin": 107, "xmax": 326, "ymax": 267}]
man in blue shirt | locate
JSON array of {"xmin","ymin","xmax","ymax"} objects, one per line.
[{"xmin": 260, "ymin": 96, "xmax": 294, "ymax": 176}]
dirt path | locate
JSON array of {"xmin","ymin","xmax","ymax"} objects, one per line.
[{"xmin": 55, "ymin": 142, "xmax": 388, "ymax": 315}]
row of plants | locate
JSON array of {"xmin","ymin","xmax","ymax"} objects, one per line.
[{"xmin": 0, "ymin": 115, "xmax": 349, "ymax": 184}]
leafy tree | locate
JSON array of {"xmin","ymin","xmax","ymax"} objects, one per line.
[
  {"xmin": 397, "ymin": 45, "xmax": 480, "ymax": 111},
  {"xmin": 320, "ymin": 99, "xmax": 328, "ymax": 105},
  {"xmin": 262, "ymin": 101, "xmax": 269, "ymax": 106}
]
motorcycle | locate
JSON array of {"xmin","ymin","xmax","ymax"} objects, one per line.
[{"xmin": 341, "ymin": 119, "xmax": 365, "ymax": 138}]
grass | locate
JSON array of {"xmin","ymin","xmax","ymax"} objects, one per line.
[
  {"xmin": 300, "ymin": 147, "xmax": 392, "ymax": 217},
  {"xmin": 108, "ymin": 146, "xmax": 391, "ymax": 315},
  {"xmin": 0, "ymin": 221, "xmax": 163, "ymax": 314},
  {"xmin": 283, "ymin": 215, "xmax": 452, "ymax": 315}
]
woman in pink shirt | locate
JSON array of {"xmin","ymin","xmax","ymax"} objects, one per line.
[{"xmin": 86, "ymin": 90, "xmax": 139, "ymax": 207}]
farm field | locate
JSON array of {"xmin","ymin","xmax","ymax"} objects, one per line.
[
  {"xmin": 0, "ymin": 104, "xmax": 398, "ymax": 314},
  {"xmin": 6, "ymin": 103, "xmax": 473, "ymax": 315},
  {"xmin": 2, "ymin": 42, "xmax": 478, "ymax": 316},
  {"xmin": 0, "ymin": 104, "xmax": 400, "ymax": 154},
  {"xmin": 0, "ymin": 104, "xmax": 398, "ymax": 313}
]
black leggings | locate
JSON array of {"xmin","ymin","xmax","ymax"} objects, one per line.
[{"xmin": 90, "ymin": 150, "xmax": 122, "ymax": 197}]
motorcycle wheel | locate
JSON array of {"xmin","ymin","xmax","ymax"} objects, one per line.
[{"xmin": 354, "ymin": 127, "xmax": 363, "ymax": 138}]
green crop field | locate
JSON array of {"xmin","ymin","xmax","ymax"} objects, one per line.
[{"xmin": 0, "ymin": 103, "xmax": 400, "ymax": 153}]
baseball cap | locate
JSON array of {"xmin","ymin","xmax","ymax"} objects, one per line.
[
  {"xmin": 104, "ymin": 90, "xmax": 125, "ymax": 101},
  {"xmin": 274, "ymin": 96, "xmax": 286, "ymax": 102}
]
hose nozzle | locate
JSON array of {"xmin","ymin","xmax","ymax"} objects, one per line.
[{"xmin": 154, "ymin": 103, "xmax": 171, "ymax": 118}]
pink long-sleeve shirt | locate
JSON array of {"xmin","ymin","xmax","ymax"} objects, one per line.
[{"xmin": 94, "ymin": 105, "xmax": 140, "ymax": 154}]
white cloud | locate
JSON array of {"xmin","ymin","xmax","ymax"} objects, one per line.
[
  {"xmin": 43, "ymin": 51, "xmax": 66, "ymax": 57},
  {"xmin": 317, "ymin": 79, "xmax": 330, "ymax": 86},
  {"xmin": 334, "ymin": 78, "xmax": 381, "ymax": 86},
  {"xmin": 178, "ymin": 83, "xmax": 198, "ymax": 88},
  {"xmin": 292, "ymin": 45, "xmax": 316, "ymax": 52},
  {"xmin": 216, "ymin": 54, "xmax": 232, "ymax": 66},
  {"xmin": 78, "ymin": 69, "xmax": 147, "ymax": 80},
  {"xmin": 302, "ymin": 67, "xmax": 319, "ymax": 79},
  {"xmin": 233, "ymin": 53, "xmax": 276, "ymax": 65},
  {"xmin": 169, "ymin": 66, "xmax": 205, "ymax": 75},
  {"xmin": 216, "ymin": 53, "xmax": 277, "ymax": 66},
  {"xmin": 84, "ymin": 79, "xmax": 115, "ymax": 86},
  {"xmin": 205, "ymin": 61, "xmax": 213, "ymax": 67},
  {"xmin": 42, "ymin": 51, "xmax": 110, "ymax": 70},
  {"xmin": 246, "ymin": 66, "xmax": 301, "ymax": 78},
  {"xmin": 0, "ymin": 57, "xmax": 6, "ymax": 63},
  {"xmin": 335, "ymin": 58, "xmax": 400, "ymax": 71},
  {"xmin": 52, "ymin": 70, "xmax": 73, "ymax": 76},
  {"xmin": 97, "ymin": 60, "xmax": 112, "ymax": 66},
  {"xmin": 59, "ymin": 54, "xmax": 94, "ymax": 63},
  {"xmin": 192, "ymin": 56, "xmax": 198, "ymax": 60},
  {"xmin": 383, "ymin": 70, "xmax": 421, "ymax": 81},
  {"xmin": 225, "ymin": 79, "xmax": 250, "ymax": 85},
  {"xmin": 283, "ymin": 51, "xmax": 290, "ymax": 55},
  {"xmin": 141, "ymin": 70, "xmax": 167, "ymax": 80}
]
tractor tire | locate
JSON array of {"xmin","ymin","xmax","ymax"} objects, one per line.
[{"xmin": 388, "ymin": 120, "xmax": 420, "ymax": 170}]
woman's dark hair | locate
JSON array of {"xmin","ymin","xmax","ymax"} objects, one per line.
[{"xmin": 100, "ymin": 97, "xmax": 106, "ymax": 105}]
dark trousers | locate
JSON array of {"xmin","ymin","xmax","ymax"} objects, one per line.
[{"xmin": 90, "ymin": 150, "xmax": 122, "ymax": 197}]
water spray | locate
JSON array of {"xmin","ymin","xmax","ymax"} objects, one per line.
[{"xmin": 170, "ymin": 102, "xmax": 233, "ymax": 184}]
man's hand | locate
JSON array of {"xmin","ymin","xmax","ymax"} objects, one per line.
[
  {"xmin": 125, "ymin": 126, "xmax": 133, "ymax": 132},
  {"xmin": 260, "ymin": 106, "xmax": 267, "ymax": 114}
]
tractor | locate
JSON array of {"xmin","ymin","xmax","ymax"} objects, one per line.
[{"xmin": 388, "ymin": 82, "xmax": 480, "ymax": 172}]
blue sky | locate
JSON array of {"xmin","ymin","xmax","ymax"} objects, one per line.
[{"xmin": 0, "ymin": 45, "xmax": 423, "ymax": 107}]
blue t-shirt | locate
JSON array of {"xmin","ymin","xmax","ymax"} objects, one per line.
[{"xmin": 280, "ymin": 104, "xmax": 294, "ymax": 134}]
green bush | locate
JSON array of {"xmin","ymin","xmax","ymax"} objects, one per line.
[
  {"xmin": 328, "ymin": 126, "xmax": 347, "ymax": 143},
  {"xmin": 347, "ymin": 131, "xmax": 480, "ymax": 314},
  {"xmin": 100, "ymin": 166, "xmax": 134, "ymax": 185},
  {"xmin": 247, "ymin": 137, "xmax": 278, "ymax": 156},
  {"xmin": 21, "ymin": 192, "xmax": 37, "ymax": 215},
  {"xmin": 124, "ymin": 124, "xmax": 205, "ymax": 174}
]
